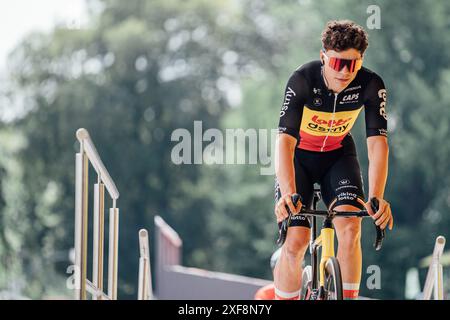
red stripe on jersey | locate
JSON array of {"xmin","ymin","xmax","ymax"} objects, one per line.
[{"xmin": 298, "ymin": 130, "xmax": 345, "ymax": 152}]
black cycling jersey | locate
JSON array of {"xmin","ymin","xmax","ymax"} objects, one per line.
[{"xmin": 278, "ymin": 60, "xmax": 387, "ymax": 152}]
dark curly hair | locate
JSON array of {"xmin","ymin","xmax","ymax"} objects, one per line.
[{"xmin": 321, "ymin": 20, "xmax": 368, "ymax": 55}]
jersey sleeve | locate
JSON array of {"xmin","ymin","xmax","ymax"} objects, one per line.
[
  {"xmin": 277, "ymin": 71, "xmax": 308, "ymax": 141},
  {"xmin": 363, "ymin": 74, "xmax": 388, "ymax": 138}
]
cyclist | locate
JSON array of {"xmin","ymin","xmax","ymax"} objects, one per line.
[{"xmin": 274, "ymin": 20, "xmax": 394, "ymax": 300}]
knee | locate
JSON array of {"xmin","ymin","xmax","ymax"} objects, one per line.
[
  {"xmin": 283, "ymin": 235, "xmax": 309, "ymax": 261},
  {"xmin": 334, "ymin": 205, "xmax": 362, "ymax": 249},
  {"xmin": 338, "ymin": 222, "xmax": 361, "ymax": 249}
]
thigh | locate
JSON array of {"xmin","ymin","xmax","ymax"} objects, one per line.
[{"xmin": 319, "ymin": 153, "xmax": 366, "ymax": 211}]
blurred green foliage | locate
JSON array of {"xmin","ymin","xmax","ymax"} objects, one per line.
[{"xmin": 1, "ymin": 0, "xmax": 450, "ymax": 299}]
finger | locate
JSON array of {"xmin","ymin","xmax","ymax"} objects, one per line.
[
  {"xmin": 285, "ymin": 196, "xmax": 297, "ymax": 215},
  {"xmin": 365, "ymin": 202, "xmax": 375, "ymax": 217},
  {"xmin": 378, "ymin": 203, "xmax": 390, "ymax": 222},
  {"xmin": 275, "ymin": 207, "xmax": 282, "ymax": 222},
  {"xmin": 276, "ymin": 212, "xmax": 283, "ymax": 223},
  {"xmin": 380, "ymin": 214, "xmax": 390, "ymax": 230},
  {"xmin": 275, "ymin": 208, "xmax": 281, "ymax": 222},
  {"xmin": 275, "ymin": 208, "xmax": 286, "ymax": 223},
  {"xmin": 375, "ymin": 211, "xmax": 390, "ymax": 227},
  {"xmin": 372, "ymin": 210, "xmax": 383, "ymax": 220},
  {"xmin": 379, "ymin": 207, "xmax": 392, "ymax": 230},
  {"xmin": 373, "ymin": 201, "xmax": 387, "ymax": 220},
  {"xmin": 388, "ymin": 208, "xmax": 394, "ymax": 230},
  {"xmin": 279, "ymin": 204, "xmax": 289, "ymax": 220},
  {"xmin": 295, "ymin": 200, "xmax": 303, "ymax": 213},
  {"xmin": 382, "ymin": 212, "xmax": 392, "ymax": 230}
]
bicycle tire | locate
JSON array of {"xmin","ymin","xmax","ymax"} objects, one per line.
[
  {"xmin": 299, "ymin": 265, "xmax": 313, "ymax": 300},
  {"xmin": 324, "ymin": 257, "xmax": 343, "ymax": 300}
]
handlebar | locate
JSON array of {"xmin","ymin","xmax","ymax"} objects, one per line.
[
  {"xmin": 276, "ymin": 194, "xmax": 301, "ymax": 247},
  {"xmin": 276, "ymin": 194, "xmax": 385, "ymax": 251},
  {"xmin": 370, "ymin": 198, "xmax": 385, "ymax": 251}
]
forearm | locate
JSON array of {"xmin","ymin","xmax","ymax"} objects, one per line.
[
  {"xmin": 275, "ymin": 135, "xmax": 297, "ymax": 196},
  {"xmin": 367, "ymin": 137, "xmax": 389, "ymax": 199}
]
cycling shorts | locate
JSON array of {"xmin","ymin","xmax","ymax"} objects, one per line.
[{"xmin": 275, "ymin": 134, "xmax": 366, "ymax": 229}]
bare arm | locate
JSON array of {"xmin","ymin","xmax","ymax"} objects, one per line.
[
  {"xmin": 367, "ymin": 135, "xmax": 389, "ymax": 199},
  {"xmin": 274, "ymin": 133, "xmax": 301, "ymax": 221},
  {"xmin": 274, "ymin": 71, "xmax": 307, "ymax": 221},
  {"xmin": 366, "ymin": 135, "xmax": 393, "ymax": 230},
  {"xmin": 275, "ymin": 134, "xmax": 297, "ymax": 196}
]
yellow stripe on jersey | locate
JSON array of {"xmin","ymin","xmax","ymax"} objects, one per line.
[{"xmin": 300, "ymin": 106, "xmax": 363, "ymax": 137}]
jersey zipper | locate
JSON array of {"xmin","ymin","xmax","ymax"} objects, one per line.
[{"xmin": 320, "ymin": 93, "xmax": 338, "ymax": 152}]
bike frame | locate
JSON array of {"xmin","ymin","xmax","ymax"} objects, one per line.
[
  {"xmin": 316, "ymin": 226, "xmax": 335, "ymax": 288},
  {"xmin": 309, "ymin": 190, "xmax": 335, "ymax": 290}
]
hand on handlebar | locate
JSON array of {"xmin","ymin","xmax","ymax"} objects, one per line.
[
  {"xmin": 364, "ymin": 197, "xmax": 394, "ymax": 231},
  {"xmin": 276, "ymin": 194, "xmax": 302, "ymax": 246},
  {"xmin": 275, "ymin": 193, "xmax": 303, "ymax": 223}
]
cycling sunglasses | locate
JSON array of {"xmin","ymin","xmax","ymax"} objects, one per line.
[{"xmin": 322, "ymin": 50, "xmax": 363, "ymax": 73}]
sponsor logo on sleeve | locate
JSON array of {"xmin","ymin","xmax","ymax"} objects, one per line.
[
  {"xmin": 280, "ymin": 87, "xmax": 296, "ymax": 117},
  {"xmin": 378, "ymin": 89, "xmax": 387, "ymax": 120}
]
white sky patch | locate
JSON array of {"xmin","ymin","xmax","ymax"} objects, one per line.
[
  {"xmin": 0, "ymin": 1, "xmax": 87, "ymax": 122},
  {"xmin": 0, "ymin": 0, "xmax": 87, "ymax": 70}
]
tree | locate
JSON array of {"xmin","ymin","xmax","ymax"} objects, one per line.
[{"xmin": 2, "ymin": 0, "xmax": 284, "ymax": 298}]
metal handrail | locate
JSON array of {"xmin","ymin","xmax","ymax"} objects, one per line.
[
  {"xmin": 76, "ymin": 128, "xmax": 119, "ymax": 200},
  {"xmin": 74, "ymin": 128, "xmax": 120, "ymax": 300},
  {"xmin": 422, "ymin": 236, "xmax": 446, "ymax": 300}
]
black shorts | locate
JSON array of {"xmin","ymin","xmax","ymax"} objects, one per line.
[{"xmin": 275, "ymin": 134, "xmax": 366, "ymax": 229}]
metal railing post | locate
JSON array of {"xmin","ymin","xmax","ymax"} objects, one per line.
[
  {"xmin": 92, "ymin": 182, "xmax": 105, "ymax": 299},
  {"xmin": 74, "ymin": 152, "xmax": 83, "ymax": 299},
  {"xmin": 74, "ymin": 146, "xmax": 89, "ymax": 300},
  {"xmin": 422, "ymin": 236, "xmax": 446, "ymax": 300},
  {"xmin": 138, "ymin": 229, "xmax": 153, "ymax": 300},
  {"xmin": 108, "ymin": 207, "xmax": 119, "ymax": 300}
]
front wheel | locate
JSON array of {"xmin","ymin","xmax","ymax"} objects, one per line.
[
  {"xmin": 323, "ymin": 257, "xmax": 343, "ymax": 300},
  {"xmin": 299, "ymin": 265, "xmax": 312, "ymax": 300}
]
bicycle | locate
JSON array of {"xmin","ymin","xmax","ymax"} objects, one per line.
[{"xmin": 276, "ymin": 189, "xmax": 385, "ymax": 300}]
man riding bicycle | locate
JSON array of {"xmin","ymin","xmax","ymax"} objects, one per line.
[{"xmin": 274, "ymin": 20, "xmax": 394, "ymax": 300}]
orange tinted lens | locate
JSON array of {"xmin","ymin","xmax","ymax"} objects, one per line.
[
  {"xmin": 328, "ymin": 57, "xmax": 338, "ymax": 70},
  {"xmin": 328, "ymin": 57, "xmax": 362, "ymax": 72}
]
